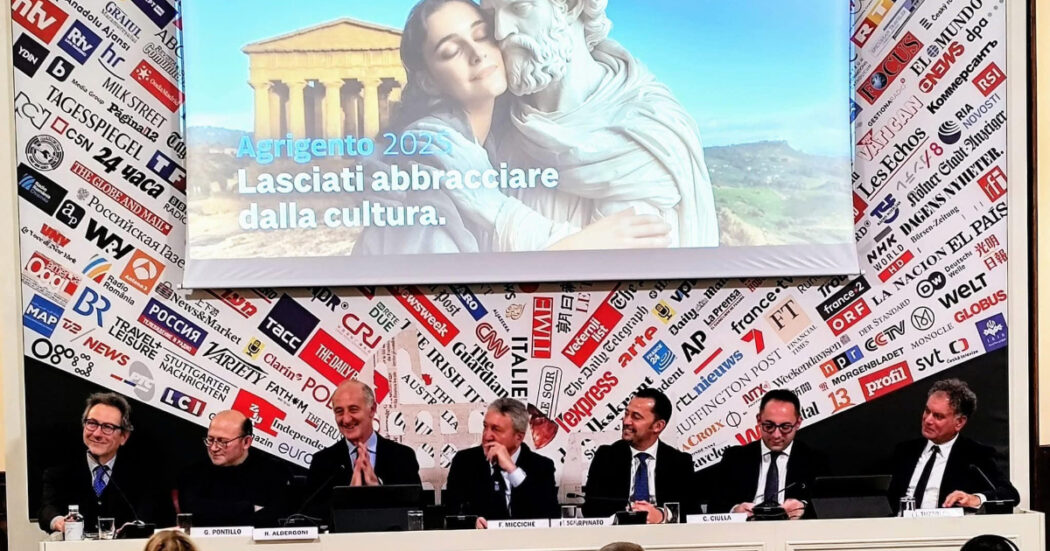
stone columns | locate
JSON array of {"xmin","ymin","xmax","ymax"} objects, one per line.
[
  {"xmin": 250, "ymin": 80, "xmax": 273, "ymax": 139},
  {"xmin": 322, "ymin": 79, "xmax": 345, "ymax": 139},
  {"xmin": 361, "ymin": 77, "xmax": 382, "ymax": 139},
  {"xmin": 286, "ymin": 79, "xmax": 308, "ymax": 138},
  {"xmin": 388, "ymin": 83, "xmax": 403, "ymax": 104}
]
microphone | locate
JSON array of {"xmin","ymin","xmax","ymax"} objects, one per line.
[
  {"xmin": 281, "ymin": 463, "xmax": 347, "ymax": 527},
  {"xmin": 969, "ymin": 464, "xmax": 1015, "ymax": 507}
]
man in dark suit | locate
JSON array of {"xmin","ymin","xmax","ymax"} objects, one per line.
[
  {"xmin": 445, "ymin": 398, "xmax": 558, "ymax": 527},
  {"xmin": 583, "ymin": 388, "xmax": 695, "ymax": 523},
  {"xmin": 709, "ymin": 389, "xmax": 826, "ymax": 519},
  {"xmin": 888, "ymin": 378, "xmax": 1019, "ymax": 512},
  {"xmin": 304, "ymin": 380, "xmax": 420, "ymax": 521},
  {"xmin": 39, "ymin": 392, "xmax": 174, "ymax": 534}
]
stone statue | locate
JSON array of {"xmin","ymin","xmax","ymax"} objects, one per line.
[{"xmin": 481, "ymin": 0, "xmax": 719, "ymax": 248}]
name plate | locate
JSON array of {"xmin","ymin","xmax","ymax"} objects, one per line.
[
  {"xmin": 903, "ymin": 508, "xmax": 965, "ymax": 518},
  {"xmin": 252, "ymin": 526, "xmax": 319, "ymax": 541},
  {"xmin": 490, "ymin": 519, "xmax": 551, "ymax": 529},
  {"xmin": 193, "ymin": 526, "xmax": 253, "ymax": 537},
  {"xmin": 687, "ymin": 513, "xmax": 748, "ymax": 524},
  {"xmin": 553, "ymin": 518, "xmax": 612, "ymax": 528}
]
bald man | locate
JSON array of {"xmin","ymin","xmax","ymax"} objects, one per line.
[
  {"xmin": 304, "ymin": 380, "xmax": 421, "ymax": 522},
  {"xmin": 177, "ymin": 410, "xmax": 290, "ymax": 526}
]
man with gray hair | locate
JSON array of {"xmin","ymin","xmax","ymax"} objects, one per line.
[
  {"xmin": 887, "ymin": 378, "xmax": 1019, "ymax": 512},
  {"xmin": 479, "ymin": 0, "xmax": 719, "ymax": 249},
  {"xmin": 444, "ymin": 398, "xmax": 558, "ymax": 526}
]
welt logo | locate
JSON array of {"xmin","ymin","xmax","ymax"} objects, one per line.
[{"xmin": 58, "ymin": 20, "xmax": 101, "ymax": 64}]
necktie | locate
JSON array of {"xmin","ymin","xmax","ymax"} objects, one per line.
[
  {"xmin": 631, "ymin": 452, "xmax": 651, "ymax": 502},
  {"xmin": 491, "ymin": 464, "xmax": 509, "ymax": 518},
  {"xmin": 763, "ymin": 451, "xmax": 781, "ymax": 503},
  {"xmin": 92, "ymin": 465, "xmax": 109, "ymax": 497},
  {"xmin": 911, "ymin": 445, "xmax": 940, "ymax": 506}
]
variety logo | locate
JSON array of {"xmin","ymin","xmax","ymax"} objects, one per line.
[
  {"xmin": 11, "ymin": 0, "xmax": 69, "ymax": 44},
  {"xmin": 232, "ymin": 389, "xmax": 286, "ymax": 437},
  {"xmin": 13, "ymin": 33, "xmax": 49, "ymax": 77},
  {"xmin": 139, "ymin": 298, "xmax": 208, "ymax": 354},
  {"xmin": 976, "ymin": 313, "xmax": 1007, "ymax": 352},
  {"xmin": 17, "ymin": 163, "xmax": 68, "ymax": 215},
  {"xmin": 131, "ymin": 60, "xmax": 183, "ymax": 111},
  {"xmin": 259, "ymin": 294, "xmax": 319, "ymax": 354},
  {"xmin": 23, "ymin": 294, "xmax": 63, "ymax": 337},
  {"xmin": 642, "ymin": 341, "xmax": 675, "ymax": 374},
  {"xmin": 202, "ymin": 342, "xmax": 265, "ymax": 385},
  {"xmin": 859, "ymin": 361, "xmax": 913, "ymax": 401},
  {"xmin": 119, "ymin": 249, "xmax": 164, "ymax": 294},
  {"xmin": 532, "ymin": 296, "xmax": 553, "ymax": 359},
  {"xmin": 977, "ymin": 166, "xmax": 1006, "ymax": 202},
  {"xmin": 58, "ymin": 20, "xmax": 101, "ymax": 64},
  {"xmin": 160, "ymin": 387, "xmax": 206, "ymax": 417},
  {"xmin": 858, "ymin": 32, "xmax": 923, "ymax": 104}
]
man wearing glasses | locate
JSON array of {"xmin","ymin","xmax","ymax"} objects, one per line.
[
  {"xmin": 710, "ymin": 389, "xmax": 827, "ymax": 519},
  {"xmin": 39, "ymin": 392, "xmax": 174, "ymax": 533},
  {"xmin": 177, "ymin": 410, "xmax": 290, "ymax": 526}
]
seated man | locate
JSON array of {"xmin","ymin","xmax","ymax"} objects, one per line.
[
  {"xmin": 888, "ymin": 378, "xmax": 1019, "ymax": 511},
  {"xmin": 583, "ymin": 388, "xmax": 696, "ymax": 522},
  {"xmin": 39, "ymin": 392, "xmax": 174, "ymax": 533},
  {"xmin": 709, "ymin": 389, "xmax": 827, "ymax": 519},
  {"xmin": 304, "ymin": 380, "xmax": 420, "ymax": 522},
  {"xmin": 178, "ymin": 410, "xmax": 290, "ymax": 526},
  {"xmin": 444, "ymin": 398, "xmax": 558, "ymax": 526}
]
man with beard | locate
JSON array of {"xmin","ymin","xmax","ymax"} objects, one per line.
[
  {"xmin": 478, "ymin": 0, "xmax": 719, "ymax": 249},
  {"xmin": 303, "ymin": 380, "xmax": 421, "ymax": 523},
  {"xmin": 582, "ymin": 388, "xmax": 696, "ymax": 522}
]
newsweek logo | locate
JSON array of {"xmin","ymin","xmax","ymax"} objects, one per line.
[
  {"xmin": 24, "ymin": 294, "xmax": 63, "ymax": 337},
  {"xmin": 451, "ymin": 284, "xmax": 487, "ymax": 321},
  {"xmin": 819, "ymin": 345, "xmax": 864, "ymax": 378},
  {"xmin": 18, "ymin": 163, "xmax": 68, "ymax": 215},
  {"xmin": 977, "ymin": 166, "xmax": 1006, "ymax": 202},
  {"xmin": 858, "ymin": 32, "xmax": 923, "ymax": 105},
  {"xmin": 390, "ymin": 285, "xmax": 459, "ymax": 346},
  {"xmin": 976, "ymin": 313, "xmax": 1007, "ymax": 352},
  {"xmin": 119, "ymin": 249, "xmax": 164, "ymax": 294},
  {"xmin": 233, "ymin": 389, "xmax": 286, "ymax": 437},
  {"xmin": 139, "ymin": 298, "xmax": 208, "ymax": 354},
  {"xmin": 11, "ymin": 0, "xmax": 69, "ymax": 44},
  {"xmin": 299, "ymin": 329, "xmax": 365, "ymax": 387},
  {"xmin": 13, "ymin": 33, "xmax": 49, "ymax": 77},
  {"xmin": 146, "ymin": 150, "xmax": 185, "ymax": 193},
  {"xmin": 562, "ymin": 289, "xmax": 624, "ymax": 368},
  {"xmin": 160, "ymin": 387, "xmax": 206, "ymax": 417},
  {"xmin": 859, "ymin": 361, "xmax": 913, "ymax": 401},
  {"xmin": 23, "ymin": 250, "xmax": 80, "ymax": 304},
  {"xmin": 973, "ymin": 63, "xmax": 1005, "ymax": 97},
  {"xmin": 130, "ymin": 0, "xmax": 176, "ymax": 28},
  {"xmin": 58, "ymin": 20, "xmax": 101, "ymax": 64},
  {"xmin": 131, "ymin": 60, "xmax": 183, "ymax": 111},
  {"xmin": 259, "ymin": 294, "xmax": 319, "ymax": 354},
  {"xmin": 71, "ymin": 161, "xmax": 173, "ymax": 235},
  {"xmin": 532, "ymin": 296, "xmax": 553, "ymax": 359}
]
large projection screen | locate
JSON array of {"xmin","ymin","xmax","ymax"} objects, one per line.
[{"xmin": 182, "ymin": 0, "xmax": 857, "ymax": 287}]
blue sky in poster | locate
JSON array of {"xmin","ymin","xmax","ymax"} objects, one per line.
[{"xmin": 181, "ymin": 0, "xmax": 851, "ymax": 156}]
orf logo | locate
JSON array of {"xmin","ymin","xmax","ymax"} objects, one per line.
[{"xmin": 58, "ymin": 20, "xmax": 101, "ymax": 64}]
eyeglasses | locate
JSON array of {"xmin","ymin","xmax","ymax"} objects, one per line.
[
  {"xmin": 759, "ymin": 422, "xmax": 798, "ymax": 434},
  {"xmin": 83, "ymin": 419, "xmax": 124, "ymax": 435},
  {"xmin": 203, "ymin": 435, "xmax": 248, "ymax": 449}
]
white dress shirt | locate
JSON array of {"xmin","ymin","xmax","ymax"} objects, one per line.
[
  {"xmin": 905, "ymin": 434, "xmax": 984, "ymax": 508},
  {"xmin": 628, "ymin": 441, "xmax": 660, "ymax": 501},
  {"xmin": 493, "ymin": 446, "xmax": 527, "ymax": 508},
  {"xmin": 753, "ymin": 441, "xmax": 792, "ymax": 504}
]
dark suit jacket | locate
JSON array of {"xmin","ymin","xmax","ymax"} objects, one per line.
[
  {"xmin": 303, "ymin": 434, "xmax": 421, "ymax": 522},
  {"xmin": 444, "ymin": 443, "xmax": 558, "ymax": 520},
  {"xmin": 177, "ymin": 451, "xmax": 291, "ymax": 527},
  {"xmin": 888, "ymin": 436, "xmax": 1019, "ymax": 512},
  {"xmin": 582, "ymin": 439, "xmax": 696, "ymax": 517},
  {"xmin": 708, "ymin": 440, "xmax": 828, "ymax": 518},
  {"xmin": 39, "ymin": 453, "xmax": 175, "ymax": 532}
]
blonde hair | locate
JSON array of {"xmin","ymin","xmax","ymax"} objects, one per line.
[{"xmin": 143, "ymin": 531, "xmax": 199, "ymax": 551}]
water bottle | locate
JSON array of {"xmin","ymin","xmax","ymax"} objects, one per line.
[{"xmin": 63, "ymin": 505, "xmax": 84, "ymax": 541}]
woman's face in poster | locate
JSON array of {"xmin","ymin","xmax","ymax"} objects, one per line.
[{"xmin": 421, "ymin": 1, "xmax": 507, "ymax": 108}]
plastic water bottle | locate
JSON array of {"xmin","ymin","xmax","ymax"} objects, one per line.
[{"xmin": 63, "ymin": 505, "xmax": 84, "ymax": 541}]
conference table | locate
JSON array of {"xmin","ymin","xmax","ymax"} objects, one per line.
[{"xmin": 38, "ymin": 510, "xmax": 1045, "ymax": 551}]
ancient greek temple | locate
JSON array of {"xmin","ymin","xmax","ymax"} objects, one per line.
[{"xmin": 243, "ymin": 18, "xmax": 406, "ymax": 140}]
